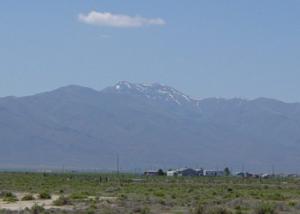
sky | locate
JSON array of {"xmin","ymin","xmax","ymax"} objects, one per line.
[{"xmin": 0, "ymin": 0, "xmax": 300, "ymax": 102}]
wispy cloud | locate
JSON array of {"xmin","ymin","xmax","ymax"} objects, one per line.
[{"xmin": 78, "ymin": 11, "xmax": 166, "ymax": 28}]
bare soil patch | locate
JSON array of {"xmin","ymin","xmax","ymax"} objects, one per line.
[{"xmin": 0, "ymin": 192, "xmax": 73, "ymax": 211}]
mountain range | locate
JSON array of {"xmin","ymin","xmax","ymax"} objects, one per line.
[{"xmin": 1, "ymin": 81, "xmax": 300, "ymax": 173}]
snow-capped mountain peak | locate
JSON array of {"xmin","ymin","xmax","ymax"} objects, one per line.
[{"xmin": 106, "ymin": 81, "xmax": 195, "ymax": 106}]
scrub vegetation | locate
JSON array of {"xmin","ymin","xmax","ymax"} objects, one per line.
[{"xmin": 0, "ymin": 172, "xmax": 300, "ymax": 213}]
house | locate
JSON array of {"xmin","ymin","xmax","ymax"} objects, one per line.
[
  {"xmin": 236, "ymin": 172, "xmax": 245, "ymax": 177},
  {"xmin": 144, "ymin": 169, "xmax": 165, "ymax": 176},
  {"xmin": 144, "ymin": 170, "xmax": 159, "ymax": 176},
  {"xmin": 236, "ymin": 172, "xmax": 255, "ymax": 178},
  {"xmin": 167, "ymin": 168, "xmax": 198, "ymax": 177},
  {"xmin": 177, "ymin": 168, "xmax": 198, "ymax": 176},
  {"xmin": 167, "ymin": 170, "xmax": 178, "ymax": 177},
  {"xmin": 261, "ymin": 173, "xmax": 272, "ymax": 178},
  {"xmin": 287, "ymin": 174, "xmax": 299, "ymax": 178},
  {"xmin": 196, "ymin": 168, "xmax": 204, "ymax": 176},
  {"xmin": 204, "ymin": 170, "xmax": 225, "ymax": 177}
]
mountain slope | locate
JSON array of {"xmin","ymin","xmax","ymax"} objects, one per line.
[{"xmin": 0, "ymin": 82, "xmax": 300, "ymax": 172}]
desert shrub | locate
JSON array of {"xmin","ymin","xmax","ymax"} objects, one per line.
[
  {"xmin": 31, "ymin": 204, "xmax": 45, "ymax": 214},
  {"xmin": 171, "ymin": 193, "xmax": 177, "ymax": 199},
  {"xmin": 154, "ymin": 191, "xmax": 165, "ymax": 197},
  {"xmin": 70, "ymin": 192, "xmax": 88, "ymax": 200},
  {"xmin": 86, "ymin": 208, "xmax": 96, "ymax": 214},
  {"xmin": 276, "ymin": 202, "xmax": 289, "ymax": 212},
  {"xmin": 3, "ymin": 195, "xmax": 18, "ymax": 203},
  {"xmin": 208, "ymin": 207, "xmax": 232, "ymax": 214},
  {"xmin": 22, "ymin": 194, "xmax": 35, "ymax": 201},
  {"xmin": 235, "ymin": 205, "xmax": 241, "ymax": 210},
  {"xmin": 39, "ymin": 192, "xmax": 51, "ymax": 199},
  {"xmin": 141, "ymin": 207, "xmax": 151, "ymax": 214},
  {"xmin": 193, "ymin": 203, "xmax": 204, "ymax": 214},
  {"xmin": 188, "ymin": 188, "xmax": 194, "ymax": 193},
  {"xmin": 2, "ymin": 192, "xmax": 18, "ymax": 203},
  {"xmin": 268, "ymin": 192, "xmax": 286, "ymax": 201},
  {"xmin": 288, "ymin": 201, "xmax": 296, "ymax": 207},
  {"xmin": 133, "ymin": 206, "xmax": 150, "ymax": 214},
  {"xmin": 53, "ymin": 196, "xmax": 71, "ymax": 206},
  {"xmin": 159, "ymin": 199, "xmax": 166, "ymax": 205},
  {"xmin": 89, "ymin": 201, "xmax": 97, "ymax": 209},
  {"xmin": 255, "ymin": 203, "xmax": 276, "ymax": 214},
  {"xmin": 0, "ymin": 191, "xmax": 14, "ymax": 198},
  {"xmin": 119, "ymin": 193, "xmax": 128, "ymax": 200}
]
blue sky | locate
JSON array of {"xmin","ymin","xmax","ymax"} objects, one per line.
[{"xmin": 0, "ymin": 1, "xmax": 300, "ymax": 101}]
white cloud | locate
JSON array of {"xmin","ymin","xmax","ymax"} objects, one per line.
[{"xmin": 78, "ymin": 11, "xmax": 166, "ymax": 28}]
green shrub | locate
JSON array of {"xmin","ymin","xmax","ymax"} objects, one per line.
[
  {"xmin": 87, "ymin": 208, "xmax": 96, "ymax": 214},
  {"xmin": 70, "ymin": 192, "xmax": 88, "ymax": 200},
  {"xmin": 0, "ymin": 191, "xmax": 14, "ymax": 198},
  {"xmin": 89, "ymin": 202, "xmax": 97, "ymax": 209},
  {"xmin": 154, "ymin": 191, "xmax": 165, "ymax": 197},
  {"xmin": 119, "ymin": 193, "xmax": 128, "ymax": 200},
  {"xmin": 31, "ymin": 204, "xmax": 45, "ymax": 214},
  {"xmin": 53, "ymin": 196, "xmax": 71, "ymax": 206},
  {"xmin": 268, "ymin": 193, "xmax": 285, "ymax": 201},
  {"xmin": 3, "ymin": 195, "xmax": 18, "ymax": 203},
  {"xmin": 288, "ymin": 201, "xmax": 296, "ymax": 207},
  {"xmin": 22, "ymin": 194, "xmax": 35, "ymax": 201},
  {"xmin": 133, "ymin": 206, "xmax": 150, "ymax": 214},
  {"xmin": 2, "ymin": 192, "xmax": 18, "ymax": 203},
  {"xmin": 235, "ymin": 205, "xmax": 241, "ymax": 210},
  {"xmin": 193, "ymin": 203, "xmax": 204, "ymax": 214},
  {"xmin": 141, "ymin": 207, "xmax": 150, "ymax": 214},
  {"xmin": 206, "ymin": 206, "xmax": 232, "ymax": 214},
  {"xmin": 255, "ymin": 203, "xmax": 276, "ymax": 214},
  {"xmin": 39, "ymin": 192, "xmax": 51, "ymax": 199},
  {"xmin": 171, "ymin": 193, "xmax": 177, "ymax": 199}
]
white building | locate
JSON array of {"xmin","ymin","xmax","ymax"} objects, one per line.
[{"xmin": 167, "ymin": 170, "xmax": 178, "ymax": 176}]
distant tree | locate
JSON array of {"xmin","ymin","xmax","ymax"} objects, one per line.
[
  {"xmin": 157, "ymin": 169, "xmax": 166, "ymax": 176},
  {"xmin": 224, "ymin": 167, "xmax": 231, "ymax": 176}
]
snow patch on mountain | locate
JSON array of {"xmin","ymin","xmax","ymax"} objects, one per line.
[{"xmin": 106, "ymin": 81, "xmax": 197, "ymax": 106}]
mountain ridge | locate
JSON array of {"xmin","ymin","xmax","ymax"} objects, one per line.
[
  {"xmin": 1, "ymin": 82, "xmax": 298, "ymax": 105},
  {"xmin": 1, "ymin": 81, "xmax": 300, "ymax": 173}
]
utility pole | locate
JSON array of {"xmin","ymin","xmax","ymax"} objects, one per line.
[
  {"xmin": 272, "ymin": 165, "xmax": 275, "ymax": 177},
  {"xmin": 116, "ymin": 153, "xmax": 120, "ymax": 175}
]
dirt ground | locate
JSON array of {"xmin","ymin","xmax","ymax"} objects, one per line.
[{"xmin": 0, "ymin": 193, "xmax": 73, "ymax": 211}]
